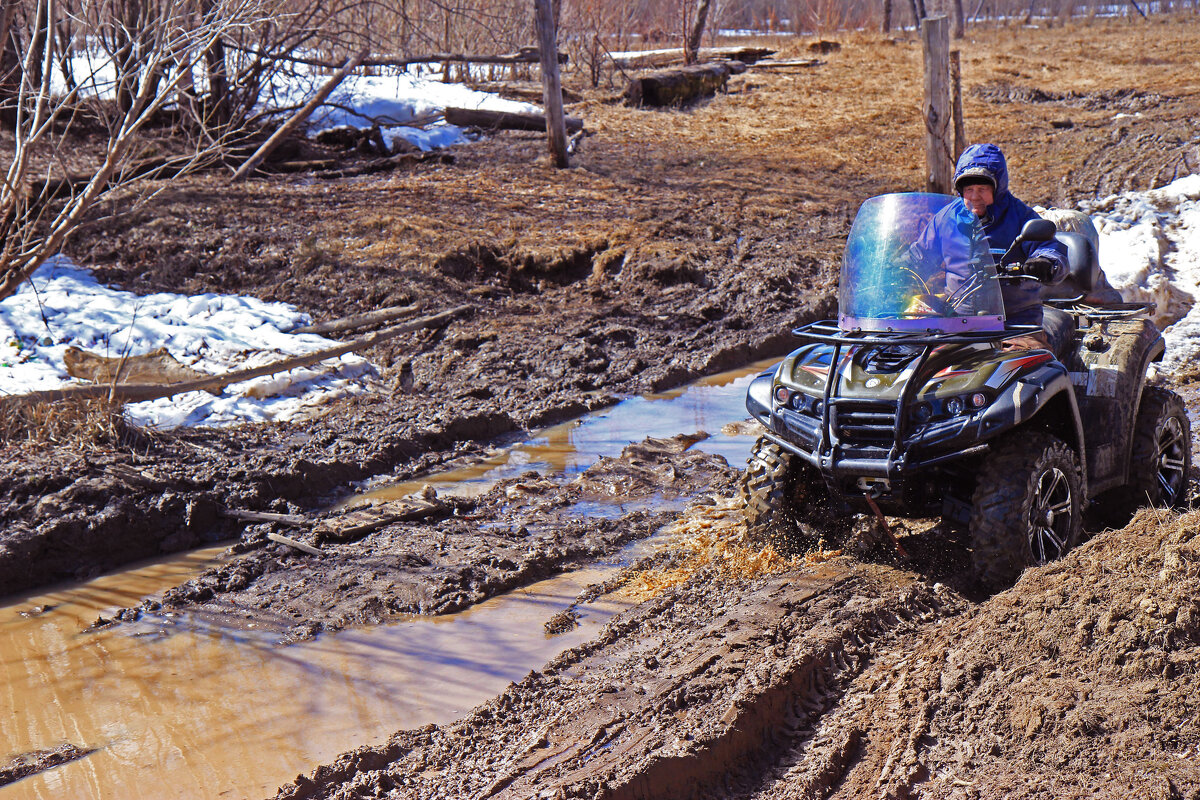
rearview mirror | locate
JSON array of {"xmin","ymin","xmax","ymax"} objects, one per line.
[{"xmin": 1020, "ymin": 219, "xmax": 1057, "ymax": 243}]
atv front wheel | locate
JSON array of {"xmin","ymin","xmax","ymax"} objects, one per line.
[
  {"xmin": 1124, "ymin": 386, "xmax": 1191, "ymax": 509},
  {"xmin": 740, "ymin": 436, "xmax": 824, "ymax": 554},
  {"xmin": 969, "ymin": 431, "xmax": 1083, "ymax": 592}
]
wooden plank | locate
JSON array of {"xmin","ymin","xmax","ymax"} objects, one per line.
[{"xmin": 222, "ymin": 508, "xmax": 309, "ymax": 526}]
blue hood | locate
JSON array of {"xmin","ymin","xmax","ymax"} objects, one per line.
[{"xmin": 954, "ymin": 143, "xmax": 1010, "ymax": 198}]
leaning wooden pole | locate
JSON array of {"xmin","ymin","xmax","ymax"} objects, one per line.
[
  {"xmin": 921, "ymin": 16, "xmax": 952, "ymax": 194},
  {"xmin": 950, "ymin": 49, "xmax": 967, "ymax": 161},
  {"xmin": 231, "ymin": 47, "xmax": 368, "ymax": 183},
  {"xmin": 534, "ymin": 0, "xmax": 569, "ymax": 168}
]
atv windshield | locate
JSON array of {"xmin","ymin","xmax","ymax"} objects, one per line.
[{"xmin": 838, "ymin": 193, "xmax": 1006, "ymax": 333}]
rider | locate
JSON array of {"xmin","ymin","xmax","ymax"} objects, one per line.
[{"xmin": 949, "ymin": 143, "xmax": 1070, "ymax": 349}]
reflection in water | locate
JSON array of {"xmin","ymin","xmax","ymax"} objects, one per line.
[
  {"xmin": 0, "ymin": 556, "xmax": 630, "ymax": 800},
  {"xmin": 0, "ymin": 357, "xmax": 777, "ymax": 799},
  {"xmin": 354, "ymin": 357, "xmax": 775, "ymax": 504}
]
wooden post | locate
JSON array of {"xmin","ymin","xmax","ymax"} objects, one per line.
[
  {"xmin": 921, "ymin": 16, "xmax": 952, "ymax": 194},
  {"xmin": 534, "ymin": 0, "xmax": 568, "ymax": 168},
  {"xmin": 950, "ymin": 49, "xmax": 967, "ymax": 161},
  {"xmin": 882, "ymin": 0, "xmax": 893, "ymax": 33}
]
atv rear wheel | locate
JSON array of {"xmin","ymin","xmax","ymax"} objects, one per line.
[
  {"xmin": 740, "ymin": 436, "xmax": 825, "ymax": 555},
  {"xmin": 969, "ymin": 431, "xmax": 1083, "ymax": 592},
  {"xmin": 1124, "ymin": 386, "xmax": 1191, "ymax": 509}
]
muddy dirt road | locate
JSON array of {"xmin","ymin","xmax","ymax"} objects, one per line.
[{"xmin": 4, "ymin": 13, "xmax": 1200, "ymax": 800}]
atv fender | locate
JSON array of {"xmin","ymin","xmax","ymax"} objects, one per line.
[
  {"xmin": 977, "ymin": 362, "xmax": 1087, "ymax": 489},
  {"xmin": 746, "ymin": 370, "xmax": 774, "ymax": 425}
]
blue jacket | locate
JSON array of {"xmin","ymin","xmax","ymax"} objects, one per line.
[{"xmin": 948, "ymin": 143, "xmax": 1068, "ymax": 325}]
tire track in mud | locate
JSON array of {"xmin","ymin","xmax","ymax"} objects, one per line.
[{"xmin": 274, "ymin": 561, "xmax": 970, "ymax": 800}]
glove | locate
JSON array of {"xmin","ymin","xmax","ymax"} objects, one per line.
[{"xmin": 1022, "ymin": 257, "xmax": 1056, "ymax": 282}]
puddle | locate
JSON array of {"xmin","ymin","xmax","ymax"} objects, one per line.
[
  {"xmin": 0, "ymin": 552, "xmax": 634, "ymax": 799},
  {"xmin": 0, "ymin": 357, "xmax": 780, "ymax": 799},
  {"xmin": 351, "ymin": 357, "xmax": 775, "ymax": 504}
]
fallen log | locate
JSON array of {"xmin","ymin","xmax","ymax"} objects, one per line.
[
  {"xmin": 465, "ymin": 81, "xmax": 582, "ymax": 104},
  {"xmin": 748, "ymin": 58, "xmax": 824, "ymax": 70},
  {"xmin": 624, "ymin": 62, "xmax": 734, "ymax": 107},
  {"xmin": 610, "ymin": 46, "xmax": 775, "ymax": 69},
  {"xmin": 444, "ymin": 106, "xmax": 584, "ymax": 133},
  {"xmin": 0, "ymin": 304, "xmax": 473, "ymax": 407},
  {"xmin": 290, "ymin": 303, "xmax": 420, "ymax": 335},
  {"xmin": 228, "ymin": 44, "xmax": 568, "ymax": 70}
]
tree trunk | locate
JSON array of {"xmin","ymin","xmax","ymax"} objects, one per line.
[
  {"xmin": 952, "ymin": 0, "xmax": 966, "ymax": 36},
  {"xmin": 685, "ymin": 0, "xmax": 712, "ymax": 65},
  {"xmin": 882, "ymin": 0, "xmax": 893, "ymax": 32},
  {"xmin": 0, "ymin": 0, "xmax": 21, "ymax": 130},
  {"xmin": 625, "ymin": 62, "xmax": 733, "ymax": 107},
  {"xmin": 921, "ymin": 16, "xmax": 952, "ymax": 193},
  {"xmin": 534, "ymin": 0, "xmax": 568, "ymax": 168}
]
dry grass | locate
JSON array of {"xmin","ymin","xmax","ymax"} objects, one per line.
[
  {"xmin": 617, "ymin": 497, "xmax": 845, "ymax": 601},
  {"xmin": 0, "ymin": 398, "xmax": 142, "ymax": 450}
]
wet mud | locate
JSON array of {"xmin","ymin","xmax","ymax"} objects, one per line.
[
  {"xmin": 102, "ymin": 435, "xmax": 737, "ymax": 642},
  {"xmin": 3, "ymin": 15, "xmax": 1200, "ymax": 800}
]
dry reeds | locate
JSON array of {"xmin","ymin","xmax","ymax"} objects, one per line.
[{"xmin": 0, "ymin": 397, "xmax": 141, "ymax": 449}]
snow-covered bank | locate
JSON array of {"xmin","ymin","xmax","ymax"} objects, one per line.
[
  {"xmin": 1084, "ymin": 174, "xmax": 1200, "ymax": 370},
  {"xmin": 274, "ymin": 70, "xmax": 539, "ymax": 151},
  {"xmin": 0, "ymin": 257, "xmax": 377, "ymax": 429}
]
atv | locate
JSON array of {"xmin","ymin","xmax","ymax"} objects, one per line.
[{"xmin": 741, "ymin": 192, "xmax": 1191, "ymax": 589}]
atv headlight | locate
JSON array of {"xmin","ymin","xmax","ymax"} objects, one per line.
[
  {"xmin": 913, "ymin": 402, "xmax": 933, "ymax": 422},
  {"xmin": 774, "ymin": 385, "xmax": 790, "ymax": 405},
  {"xmin": 945, "ymin": 396, "xmax": 965, "ymax": 416},
  {"xmin": 969, "ymin": 392, "xmax": 988, "ymax": 408}
]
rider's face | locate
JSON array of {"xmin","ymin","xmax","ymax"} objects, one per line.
[{"xmin": 962, "ymin": 183, "xmax": 994, "ymax": 217}]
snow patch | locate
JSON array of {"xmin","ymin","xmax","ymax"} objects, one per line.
[
  {"xmin": 1083, "ymin": 174, "xmax": 1200, "ymax": 370},
  {"xmin": 0, "ymin": 257, "xmax": 378, "ymax": 429}
]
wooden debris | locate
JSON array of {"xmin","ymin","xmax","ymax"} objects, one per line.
[
  {"xmin": 444, "ymin": 106, "xmax": 584, "ymax": 134},
  {"xmin": 232, "ymin": 47, "xmax": 369, "ymax": 183},
  {"xmin": 466, "ymin": 81, "xmax": 582, "ymax": 104},
  {"xmin": 266, "ymin": 532, "xmax": 325, "ymax": 556},
  {"xmin": 64, "ymin": 346, "xmax": 213, "ymax": 387},
  {"xmin": 625, "ymin": 62, "xmax": 735, "ymax": 108},
  {"xmin": 222, "ymin": 508, "xmax": 309, "ymax": 527},
  {"xmin": 316, "ymin": 499, "xmax": 447, "ymax": 543},
  {"xmin": 291, "ymin": 304, "xmax": 420, "ymax": 336}
]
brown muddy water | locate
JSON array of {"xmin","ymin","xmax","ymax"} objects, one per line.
[
  {"xmin": 353, "ymin": 357, "xmax": 777, "ymax": 504},
  {"xmin": 0, "ymin": 358, "xmax": 777, "ymax": 799}
]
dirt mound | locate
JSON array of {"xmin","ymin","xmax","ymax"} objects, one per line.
[{"xmin": 971, "ymin": 81, "xmax": 1166, "ymax": 112}]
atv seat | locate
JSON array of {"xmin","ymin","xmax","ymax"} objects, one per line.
[{"xmin": 1054, "ymin": 231, "xmax": 1098, "ymax": 294}]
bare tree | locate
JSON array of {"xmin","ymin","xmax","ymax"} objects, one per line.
[{"xmin": 0, "ymin": 0, "xmax": 272, "ymax": 302}]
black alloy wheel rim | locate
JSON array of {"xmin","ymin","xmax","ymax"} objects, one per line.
[
  {"xmin": 1155, "ymin": 416, "xmax": 1188, "ymax": 504},
  {"xmin": 1029, "ymin": 465, "xmax": 1073, "ymax": 565}
]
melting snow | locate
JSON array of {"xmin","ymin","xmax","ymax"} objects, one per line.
[
  {"xmin": 1083, "ymin": 174, "xmax": 1200, "ymax": 370},
  {"xmin": 0, "ymin": 257, "xmax": 377, "ymax": 429}
]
